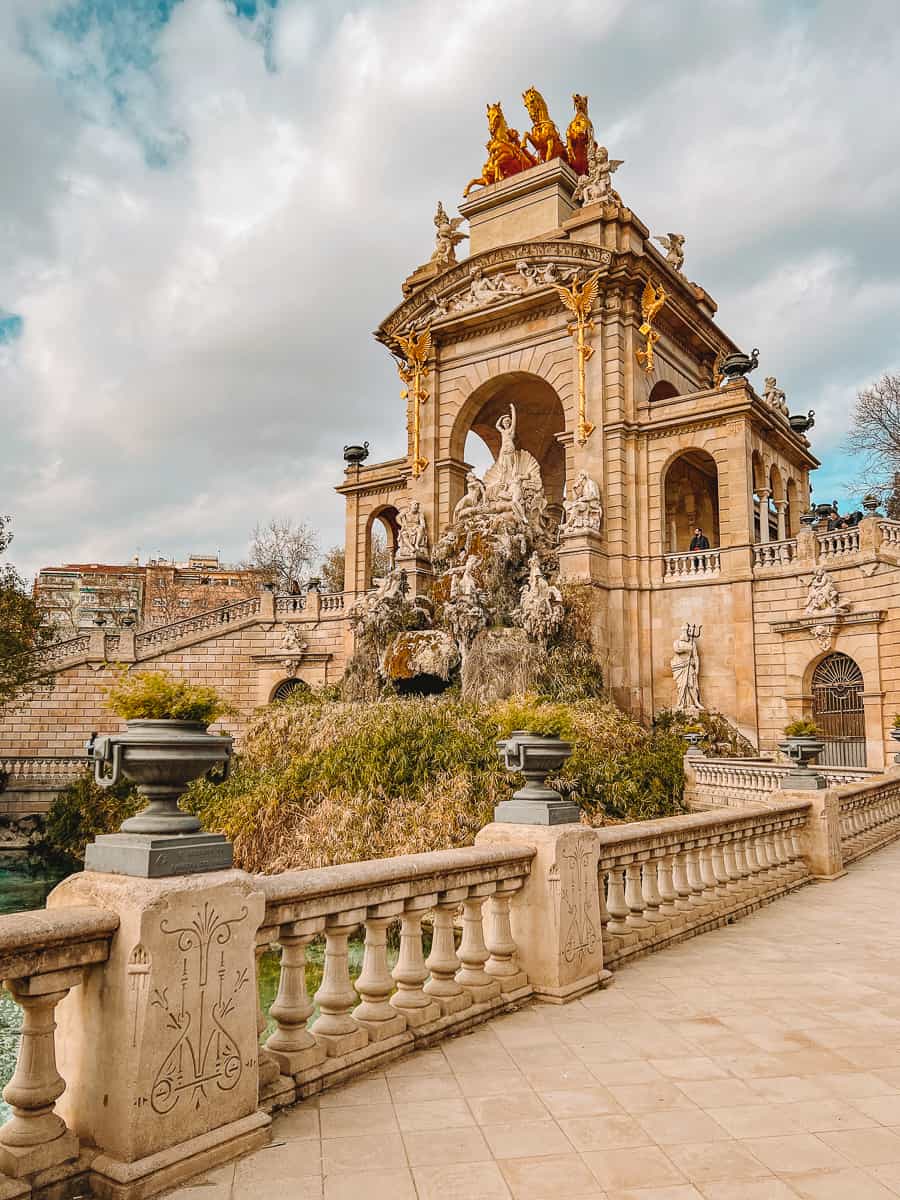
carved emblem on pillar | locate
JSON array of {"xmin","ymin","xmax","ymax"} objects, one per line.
[
  {"xmin": 552, "ymin": 270, "xmax": 601, "ymax": 445},
  {"xmin": 393, "ymin": 325, "xmax": 432, "ymax": 478}
]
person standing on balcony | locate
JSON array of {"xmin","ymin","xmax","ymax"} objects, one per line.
[{"xmin": 689, "ymin": 527, "xmax": 710, "ymax": 551}]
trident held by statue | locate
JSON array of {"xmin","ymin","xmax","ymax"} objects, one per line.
[{"xmin": 685, "ymin": 624, "xmax": 702, "ymax": 642}]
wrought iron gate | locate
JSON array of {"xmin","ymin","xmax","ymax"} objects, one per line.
[{"xmin": 812, "ymin": 653, "xmax": 866, "ymax": 767}]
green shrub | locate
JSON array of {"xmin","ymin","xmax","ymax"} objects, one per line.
[
  {"xmin": 893, "ymin": 713, "xmax": 900, "ymax": 730},
  {"xmin": 784, "ymin": 718, "xmax": 819, "ymax": 738},
  {"xmin": 45, "ymin": 770, "xmax": 141, "ymax": 862},
  {"xmin": 654, "ymin": 708, "xmax": 756, "ymax": 757},
  {"xmin": 106, "ymin": 669, "xmax": 233, "ymax": 724},
  {"xmin": 494, "ymin": 696, "xmax": 575, "ymax": 739}
]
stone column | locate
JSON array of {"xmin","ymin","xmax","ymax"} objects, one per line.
[
  {"xmin": 756, "ymin": 489, "xmax": 771, "ymax": 543},
  {"xmin": 476, "ymin": 823, "xmax": 608, "ymax": 1002},
  {"xmin": 265, "ymin": 920, "xmax": 327, "ymax": 1077},
  {"xmin": 48, "ymin": 869, "xmax": 270, "ymax": 1198},
  {"xmin": 775, "ymin": 499, "xmax": 788, "ymax": 542}
]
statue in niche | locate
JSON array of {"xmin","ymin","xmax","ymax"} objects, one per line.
[
  {"xmin": 396, "ymin": 500, "xmax": 429, "ymax": 558},
  {"xmin": 560, "ymin": 471, "xmax": 603, "ymax": 535},
  {"xmin": 515, "ymin": 552, "xmax": 564, "ymax": 643},
  {"xmin": 654, "ymin": 233, "xmax": 686, "ymax": 273},
  {"xmin": 430, "ymin": 202, "xmax": 467, "ymax": 268},
  {"xmin": 762, "ymin": 376, "xmax": 789, "ymax": 415},
  {"xmin": 671, "ymin": 623, "xmax": 703, "ymax": 713},
  {"xmin": 483, "ymin": 404, "xmax": 546, "ymax": 529},
  {"xmin": 805, "ymin": 566, "xmax": 849, "ymax": 615},
  {"xmin": 573, "ymin": 143, "xmax": 624, "ymax": 206}
]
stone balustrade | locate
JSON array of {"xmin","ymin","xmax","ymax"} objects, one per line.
[
  {"xmin": 662, "ymin": 549, "xmax": 721, "ymax": 581},
  {"xmin": 838, "ymin": 776, "xmax": 900, "ymax": 864},
  {"xmin": 752, "ymin": 538, "xmax": 797, "ymax": 568},
  {"xmin": 685, "ymin": 755, "xmax": 874, "ymax": 809},
  {"xmin": 274, "ymin": 594, "xmax": 307, "ymax": 614},
  {"xmin": 596, "ymin": 801, "xmax": 810, "ymax": 968},
  {"xmin": 42, "ymin": 635, "xmax": 91, "ymax": 664},
  {"xmin": 320, "ymin": 593, "xmax": 345, "ymax": 612},
  {"xmin": 134, "ymin": 595, "xmax": 262, "ymax": 651},
  {"xmin": 0, "ymin": 757, "xmax": 87, "ymax": 787},
  {"xmin": 817, "ymin": 526, "xmax": 860, "ymax": 557},
  {"xmin": 879, "ymin": 519, "xmax": 900, "ymax": 547}
]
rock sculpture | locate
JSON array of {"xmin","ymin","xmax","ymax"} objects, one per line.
[
  {"xmin": 805, "ymin": 567, "xmax": 849, "ymax": 615},
  {"xmin": 763, "ymin": 376, "xmax": 789, "ymax": 415},
  {"xmin": 396, "ymin": 500, "xmax": 429, "ymax": 558},
  {"xmin": 573, "ymin": 142, "xmax": 624, "ymax": 206},
  {"xmin": 671, "ymin": 623, "xmax": 703, "ymax": 713},
  {"xmin": 515, "ymin": 553, "xmax": 564, "ymax": 644},
  {"xmin": 381, "ymin": 629, "xmax": 460, "ymax": 684},
  {"xmin": 560, "ymin": 471, "xmax": 603, "ymax": 534},
  {"xmin": 430, "ymin": 202, "xmax": 467, "ymax": 268},
  {"xmin": 654, "ymin": 233, "xmax": 685, "ymax": 272}
]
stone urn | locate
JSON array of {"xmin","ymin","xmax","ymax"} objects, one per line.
[
  {"xmin": 719, "ymin": 348, "xmax": 759, "ymax": 385},
  {"xmin": 863, "ymin": 494, "xmax": 881, "ymax": 515},
  {"xmin": 343, "ymin": 442, "xmax": 370, "ymax": 466},
  {"xmin": 682, "ymin": 731, "xmax": 704, "ymax": 757},
  {"xmin": 778, "ymin": 735, "xmax": 826, "ymax": 790},
  {"xmin": 494, "ymin": 731, "xmax": 580, "ymax": 826},
  {"xmin": 789, "ymin": 410, "xmax": 816, "ymax": 435},
  {"xmin": 85, "ymin": 720, "xmax": 233, "ymax": 875}
]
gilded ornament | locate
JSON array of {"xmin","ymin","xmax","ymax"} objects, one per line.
[
  {"xmin": 552, "ymin": 269, "xmax": 601, "ymax": 445},
  {"xmin": 393, "ymin": 325, "xmax": 432, "ymax": 478},
  {"xmin": 635, "ymin": 277, "xmax": 667, "ymax": 373},
  {"xmin": 464, "ymin": 103, "xmax": 536, "ymax": 197},
  {"xmin": 522, "ymin": 87, "xmax": 567, "ymax": 164},
  {"xmin": 565, "ymin": 93, "xmax": 595, "ymax": 177}
]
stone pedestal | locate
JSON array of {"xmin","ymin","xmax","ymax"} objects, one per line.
[
  {"xmin": 85, "ymin": 832, "xmax": 233, "ymax": 878},
  {"xmin": 557, "ymin": 529, "xmax": 605, "ymax": 584},
  {"xmin": 459, "ymin": 159, "xmax": 578, "ymax": 255},
  {"xmin": 393, "ymin": 554, "xmax": 433, "ymax": 600},
  {"xmin": 47, "ymin": 869, "xmax": 270, "ymax": 1199},
  {"xmin": 493, "ymin": 797, "xmax": 582, "ymax": 826},
  {"xmin": 786, "ymin": 789, "xmax": 846, "ymax": 880},
  {"xmin": 475, "ymin": 823, "xmax": 608, "ymax": 1002}
]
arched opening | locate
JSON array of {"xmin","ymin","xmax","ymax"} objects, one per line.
[
  {"xmin": 787, "ymin": 478, "xmax": 800, "ymax": 537},
  {"xmin": 451, "ymin": 371, "xmax": 567, "ymax": 511},
  {"xmin": 767, "ymin": 464, "xmax": 784, "ymax": 540},
  {"xmin": 366, "ymin": 507, "xmax": 398, "ymax": 587},
  {"xmin": 649, "ymin": 380, "xmax": 679, "ymax": 404},
  {"xmin": 271, "ymin": 678, "xmax": 310, "ymax": 703},
  {"xmin": 812, "ymin": 653, "xmax": 866, "ymax": 767},
  {"xmin": 663, "ymin": 450, "xmax": 720, "ymax": 553}
]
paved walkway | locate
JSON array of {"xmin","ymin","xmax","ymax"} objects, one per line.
[{"xmin": 173, "ymin": 841, "xmax": 900, "ymax": 1200}]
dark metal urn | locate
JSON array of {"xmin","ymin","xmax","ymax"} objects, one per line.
[
  {"xmin": 778, "ymin": 736, "xmax": 826, "ymax": 790},
  {"xmin": 494, "ymin": 731, "xmax": 580, "ymax": 826},
  {"xmin": 789, "ymin": 410, "xmax": 816, "ymax": 434},
  {"xmin": 719, "ymin": 348, "xmax": 759, "ymax": 385},
  {"xmin": 85, "ymin": 720, "xmax": 233, "ymax": 876},
  {"xmin": 343, "ymin": 441, "xmax": 370, "ymax": 466}
]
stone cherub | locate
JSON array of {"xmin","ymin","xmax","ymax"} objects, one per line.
[
  {"xmin": 573, "ymin": 142, "xmax": 624, "ymax": 206},
  {"xmin": 763, "ymin": 376, "xmax": 789, "ymax": 415},
  {"xmin": 805, "ymin": 567, "xmax": 849, "ymax": 615},
  {"xmin": 654, "ymin": 233, "xmax": 685, "ymax": 273},
  {"xmin": 430, "ymin": 201, "xmax": 467, "ymax": 268},
  {"xmin": 560, "ymin": 471, "xmax": 603, "ymax": 534},
  {"xmin": 396, "ymin": 500, "xmax": 429, "ymax": 558}
]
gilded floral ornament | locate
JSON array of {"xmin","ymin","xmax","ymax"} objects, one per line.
[
  {"xmin": 393, "ymin": 325, "xmax": 432, "ymax": 478},
  {"xmin": 553, "ymin": 270, "xmax": 601, "ymax": 444},
  {"xmin": 635, "ymin": 278, "xmax": 667, "ymax": 373}
]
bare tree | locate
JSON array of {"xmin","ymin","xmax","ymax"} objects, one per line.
[
  {"xmin": 248, "ymin": 520, "xmax": 319, "ymax": 591},
  {"xmin": 847, "ymin": 372, "xmax": 900, "ymax": 497},
  {"xmin": 319, "ymin": 546, "xmax": 346, "ymax": 593}
]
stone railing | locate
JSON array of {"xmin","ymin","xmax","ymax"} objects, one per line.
[
  {"xmin": 662, "ymin": 549, "xmax": 721, "ymax": 581},
  {"xmin": 838, "ymin": 776, "xmax": 900, "ymax": 865},
  {"xmin": 0, "ymin": 756, "xmax": 87, "ymax": 787},
  {"xmin": 274, "ymin": 593, "xmax": 306, "ymax": 614},
  {"xmin": 686, "ymin": 755, "xmax": 875, "ymax": 809},
  {"xmin": 42, "ymin": 634, "xmax": 91, "ymax": 664},
  {"xmin": 320, "ymin": 592, "xmax": 345, "ymax": 612},
  {"xmin": 596, "ymin": 801, "xmax": 811, "ymax": 968},
  {"xmin": 817, "ymin": 527, "xmax": 860, "ymax": 557},
  {"xmin": 134, "ymin": 595, "xmax": 262, "ymax": 651},
  {"xmin": 878, "ymin": 519, "xmax": 900, "ymax": 547},
  {"xmin": 752, "ymin": 538, "xmax": 797, "ymax": 568}
]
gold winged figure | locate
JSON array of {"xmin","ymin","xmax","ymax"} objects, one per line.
[
  {"xmin": 636, "ymin": 278, "xmax": 667, "ymax": 372},
  {"xmin": 552, "ymin": 269, "xmax": 602, "ymax": 444}
]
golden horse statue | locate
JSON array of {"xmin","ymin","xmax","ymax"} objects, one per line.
[
  {"xmin": 522, "ymin": 86, "xmax": 566, "ymax": 164},
  {"xmin": 464, "ymin": 102, "xmax": 536, "ymax": 197},
  {"xmin": 566, "ymin": 93, "xmax": 596, "ymax": 178}
]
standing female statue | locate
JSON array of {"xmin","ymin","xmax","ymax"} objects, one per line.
[{"xmin": 671, "ymin": 624, "xmax": 703, "ymax": 712}]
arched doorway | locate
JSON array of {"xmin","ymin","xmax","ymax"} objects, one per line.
[
  {"xmin": 812, "ymin": 653, "xmax": 866, "ymax": 767},
  {"xmin": 366, "ymin": 507, "xmax": 398, "ymax": 586},
  {"xmin": 663, "ymin": 450, "xmax": 720, "ymax": 553},
  {"xmin": 271, "ymin": 678, "xmax": 310, "ymax": 702}
]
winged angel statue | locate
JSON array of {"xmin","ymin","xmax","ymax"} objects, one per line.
[
  {"xmin": 431, "ymin": 202, "xmax": 468, "ymax": 268},
  {"xmin": 654, "ymin": 233, "xmax": 685, "ymax": 272}
]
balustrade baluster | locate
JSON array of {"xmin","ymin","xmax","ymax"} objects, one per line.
[
  {"xmin": 709, "ymin": 843, "xmax": 730, "ymax": 898},
  {"xmin": 485, "ymin": 882, "xmax": 528, "ymax": 995},
  {"xmin": 255, "ymin": 939, "xmax": 286, "ymax": 1103},
  {"xmin": 624, "ymin": 863, "xmax": 649, "ymax": 929},
  {"xmin": 598, "ymin": 871, "xmax": 611, "ymax": 931},
  {"xmin": 311, "ymin": 911, "xmax": 369, "ymax": 1055},
  {"xmin": 656, "ymin": 856, "xmax": 679, "ymax": 915},
  {"xmin": 391, "ymin": 894, "xmax": 441, "ymax": 1026},
  {"xmin": 0, "ymin": 971, "xmax": 80, "ymax": 1178},
  {"xmin": 605, "ymin": 868, "xmax": 630, "ymax": 934},
  {"xmin": 265, "ymin": 920, "xmax": 327, "ymax": 1075},
  {"xmin": 424, "ymin": 890, "xmax": 472, "ymax": 1015},
  {"xmin": 456, "ymin": 886, "xmax": 501, "ymax": 1002},
  {"xmin": 697, "ymin": 846, "xmax": 720, "ymax": 903},
  {"xmin": 355, "ymin": 905, "xmax": 408, "ymax": 1039},
  {"xmin": 671, "ymin": 851, "xmax": 695, "ymax": 911},
  {"xmin": 721, "ymin": 839, "xmax": 743, "ymax": 897},
  {"xmin": 641, "ymin": 859, "xmax": 666, "ymax": 922},
  {"xmin": 685, "ymin": 848, "xmax": 710, "ymax": 907}
]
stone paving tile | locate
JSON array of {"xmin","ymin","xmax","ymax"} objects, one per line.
[{"xmin": 180, "ymin": 841, "xmax": 900, "ymax": 1200}]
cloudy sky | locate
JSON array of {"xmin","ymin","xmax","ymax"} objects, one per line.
[{"xmin": 2, "ymin": 0, "xmax": 899, "ymax": 581}]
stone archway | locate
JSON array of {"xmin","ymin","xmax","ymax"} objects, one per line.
[
  {"xmin": 812, "ymin": 653, "xmax": 866, "ymax": 767},
  {"xmin": 450, "ymin": 371, "xmax": 567, "ymax": 512},
  {"xmin": 662, "ymin": 449, "xmax": 720, "ymax": 553},
  {"xmin": 271, "ymin": 678, "xmax": 310, "ymax": 702}
]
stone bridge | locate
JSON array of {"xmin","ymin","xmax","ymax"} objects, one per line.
[{"xmin": 2, "ymin": 773, "xmax": 900, "ymax": 1199}]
